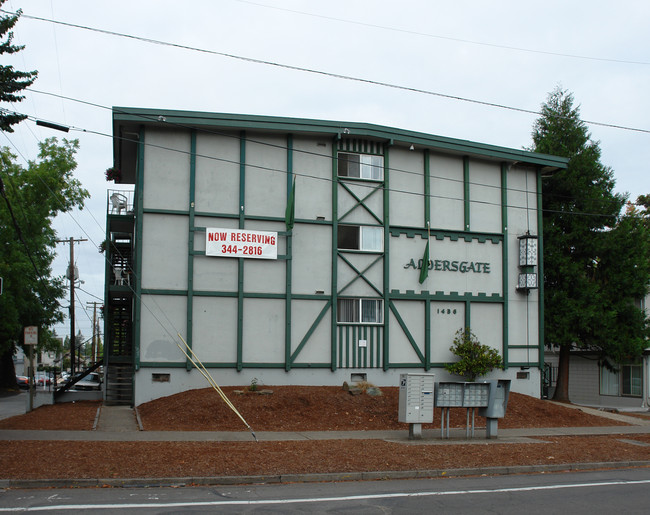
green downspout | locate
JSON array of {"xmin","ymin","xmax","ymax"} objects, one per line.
[
  {"xmin": 382, "ymin": 144, "xmax": 390, "ymax": 371},
  {"xmin": 424, "ymin": 150, "xmax": 431, "ymax": 370},
  {"xmin": 186, "ymin": 130, "xmax": 197, "ymax": 371},
  {"xmin": 537, "ymin": 170, "xmax": 545, "ymax": 373},
  {"xmin": 237, "ymin": 131, "xmax": 246, "ymax": 372},
  {"xmin": 331, "ymin": 138, "xmax": 338, "ymax": 371},
  {"xmin": 424, "ymin": 149, "xmax": 430, "ymax": 228},
  {"xmin": 463, "ymin": 156, "xmax": 470, "ymax": 231},
  {"xmin": 501, "ymin": 162, "xmax": 509, "ymax": 368},
  {"xmin": 424, "ymin": 299, "xmax": 431, "ymax": 371},
  {"xmin": 134, "ymin": 126, "xmax": 145, "ymax": 371},
  {"xmin": 285, "ymin": 134, "xmax": 293, "ymax": 371},
  {"xmin": 463, "ymin": 157, "xmax": 471, "ymax": 333}
]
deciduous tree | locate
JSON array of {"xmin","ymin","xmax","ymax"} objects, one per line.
[{"xmin": 0, "ymin": 139, "xmax": 89, "ymax": 388}]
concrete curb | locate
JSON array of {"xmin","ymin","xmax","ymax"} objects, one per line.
[
  {"xmin": 92, "ymin": 405, "xmax": 101, "ymax": 431},
  {"xmin": 134, "ymin": 406, "xmax": 144, "ymax": 431},
  {"xmin": 2, "ymin": 461, "xmax": 650, "ymax": 490}
]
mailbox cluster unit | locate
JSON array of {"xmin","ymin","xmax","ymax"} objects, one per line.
[
  {"xmin": 398, "ymin": 373, "xmax": 435, "ymax": 423},
  {"xmin": 398, "ymin": 373, "xmax": 435, "ymax": 439},
  {"xmin": 479, "ymin": 379, "xmax": 511, "ymax": 437},
  {"xmin": 398, "ymin": 376, "xmax": 511, "ymax": 439},
  {"xmin": 433, "ymin": 380, "xmax": 511, "ymax": 438}
]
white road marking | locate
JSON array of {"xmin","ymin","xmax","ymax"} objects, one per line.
[{"xmin": 2, "ymin": 479, "xmax": 650, "ymax": 511}]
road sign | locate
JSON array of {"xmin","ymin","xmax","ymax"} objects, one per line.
[{"xmin": 24, "ymin": 326, "xmax": 38, "ymax": 345}]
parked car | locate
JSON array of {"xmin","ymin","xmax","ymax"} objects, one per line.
[
  {"xmin": 15, "ymin": 376, "xmax": 29, "ymax": 389},
  {"xmin": 74, "ymin": 372, "xmax": 102, "ymax": 391},
  {"xmin": 34, "ymin": 373, "xmax": 52, "ymax": 386}
]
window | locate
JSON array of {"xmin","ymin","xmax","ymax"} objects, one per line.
[
  {"xmin": 635, "ymin": 297, "xmax": 646, "ymax": 311},
  {"xmin": 622, "ymin": 364, "xmax": 642, "ymax": 397},
  {"xmin": 337, "ymin": 299, "xmax": 383, "ymax": 324},
  {"xmin": 338, "ymin": 225, "xmax": 383, "ymax": 252},
  {"xmin": 600, "ymin": 363, "xmax": 642, "ymax": 397},
  {"xmin": 599, "ymin": 365, "xmax": 619, "ymax": 396},
  {"xmin": 338, "ymin": 152, "xmax": 383, "ymax": 181}
]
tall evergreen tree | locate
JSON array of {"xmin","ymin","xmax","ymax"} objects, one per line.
[
  {"xmin": 532, "ymin": 87, "xmax": 650, "ymax": 401},
  {"xmin": 0, "ymin": 1, "xmax": 38, "ymax": 132}
]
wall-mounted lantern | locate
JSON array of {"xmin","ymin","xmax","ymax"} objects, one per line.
[{"xmin": 517, "ymin": 232, "xmax": 538, "ymax": 292}]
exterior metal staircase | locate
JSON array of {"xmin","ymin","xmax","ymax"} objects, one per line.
[{"xmin": 104, "ymin": 190, "xmax": 135, "ymax": 406}]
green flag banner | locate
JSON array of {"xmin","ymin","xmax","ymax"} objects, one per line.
[
  {"xmin": 418, "ymin": 240, "xmax": 429, "ymax": 284},
  {"xmin": 285, "ymin": 178, "xmax": 295, "ymax": 231}
]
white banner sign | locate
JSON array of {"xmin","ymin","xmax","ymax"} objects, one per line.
[{"xmin": 205, "ymin": 228, "xmax": 278, "ymax": 260}]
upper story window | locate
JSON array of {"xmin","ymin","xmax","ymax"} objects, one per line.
[
  {"xmin": 338, "ymin": 225, "xmax": 383, "ymax": 252},
  {"xmin": 337, "ymin": 152, "xmax": 383, "ymax": 181}
]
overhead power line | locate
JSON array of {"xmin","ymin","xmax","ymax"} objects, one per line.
[
  {"xmin": 3, "ymin": 9, "xmax": 649, "ymax": 135},
  {"xmin": 233, "ymin": 0, "xmax": 650, "ymax": 66},
  {"xmin": 4, "ymin": 99, "xmax": 631, "ymax": 219}
]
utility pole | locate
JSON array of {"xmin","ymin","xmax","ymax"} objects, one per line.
[
  {"xmin": 86, "ymin": 301, "xmax": 103, "ymax": 362},
  {"xmin": 56, "ymin": 237, "xmax": 87, "ymax": 374}
]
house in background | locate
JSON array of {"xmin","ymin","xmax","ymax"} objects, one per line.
[
  {"xmin": 104, "ymin": 109, "xmax": 567, "ymax": 406},
  {"xmin": 545, "ymin": 294, "xmax": 650, "ymax": 409}
]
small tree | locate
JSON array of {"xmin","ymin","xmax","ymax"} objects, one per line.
[{"xmin": 445, "ymin": 328, "xmax": 503, "ymax": 382}]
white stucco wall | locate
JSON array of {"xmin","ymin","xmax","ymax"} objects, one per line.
[{"xmin": 132, "ymin": 127, "xmax": 545, "ymax": 405}]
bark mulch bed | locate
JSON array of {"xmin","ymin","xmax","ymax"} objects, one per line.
[
  {"xmin": 0, "ymin": 386, "xmax": 646, "ymax": 481},
  {"xmin": 136, "ymin": 386, "xmax": 631, "ymax": 431}
]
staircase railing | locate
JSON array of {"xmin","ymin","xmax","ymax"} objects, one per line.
[{"xmin": 54, "ymin": 359, "xmax": 103, "ymax": 398}]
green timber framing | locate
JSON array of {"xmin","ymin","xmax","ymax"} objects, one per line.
[{"xmin": 112, "ymin": 108, "xmax": 567, "ymax": 377}]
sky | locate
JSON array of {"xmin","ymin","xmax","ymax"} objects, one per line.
[{"xmin": 2, "ymin": 0, "xmax": 649, "ymax": 342}]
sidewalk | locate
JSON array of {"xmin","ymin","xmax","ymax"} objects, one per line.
[{"xmin": 2, "ymin": 403, "xmax": 650, "ymax": 444}]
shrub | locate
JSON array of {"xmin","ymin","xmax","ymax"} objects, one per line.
[{"xmin": 445, "ymin": 328, "xmax": 503, "ymax": 382}]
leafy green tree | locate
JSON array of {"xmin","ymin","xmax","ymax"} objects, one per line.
[
  {"xmin": 0, "ymin": 2, "xmax": 38, "ymax": 132},
  {"xmin": 532, "ymin": 87, "xmax": 650, "ymax": 402},
  {"xmin": 445, "ymin": 328, "xmax": 503, "ymax": 382},
  {"xmin": 0, "ymin": 138, "xmax": 89, "ymax": 388}
]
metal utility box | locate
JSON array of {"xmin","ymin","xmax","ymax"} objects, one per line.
[
  {"xmin": 398, "ymin": 373, "xmax": 435, "ymax": 424},
  {"xmin": 478, "ymin": 379, "xmax": 511, "ymax": 418}
]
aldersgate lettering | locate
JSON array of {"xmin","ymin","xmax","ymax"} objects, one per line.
[
  {"xmin": 205, "ymin": 228, "xmax": 278, "ymax": 260},
  {"xmin": 404, "ymin": 258, "xmax": 491, "ymax": 274}
]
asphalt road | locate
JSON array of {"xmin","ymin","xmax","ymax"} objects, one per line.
[{"xmin": 1, "ymin": 468, "xmax": 649, "ymax": 514}]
